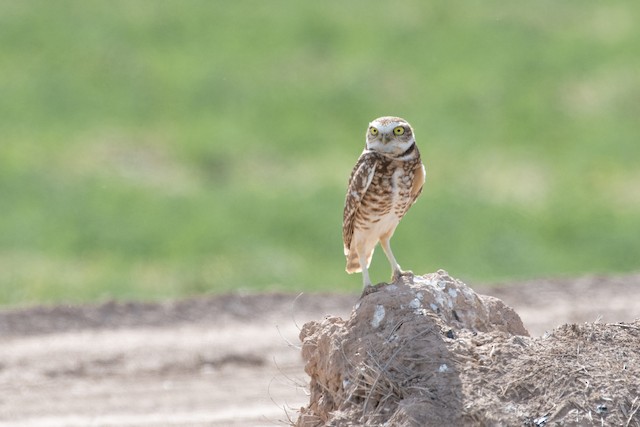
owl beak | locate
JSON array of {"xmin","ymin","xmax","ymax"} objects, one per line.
[{"xmin": 381, "ymin": 134, "xmax": 389, "ymax": 144}]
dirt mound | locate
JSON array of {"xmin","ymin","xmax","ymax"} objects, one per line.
[{"xmin": 296, "ymin": 270, "xmax": 640, "ymax": 426}]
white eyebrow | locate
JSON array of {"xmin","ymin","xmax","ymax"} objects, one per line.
[{"xmin": 370, "ymin": 122, "xmax": 405, "ymax": 133}]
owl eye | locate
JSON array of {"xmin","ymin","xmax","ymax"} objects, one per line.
[
  {"xmin": 369, "ymin": 127, "xmax": 379, "ymax": 136},
  {"xmin": 393, "ymin": 126, "xmax": 405, "ymax": 136}
]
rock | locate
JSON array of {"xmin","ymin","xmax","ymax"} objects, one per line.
[
  {"xmin": 356, "ymin": 269, "xmax": 528, "ymax": 336},
  {"xmin": 295, "ymin": 270, "xmax": 640, "ymax": 426}
]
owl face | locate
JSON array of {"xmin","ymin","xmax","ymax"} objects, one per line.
[{"xmin": 365, "ymin": 116, "xmax": 415, "ymax": 157}]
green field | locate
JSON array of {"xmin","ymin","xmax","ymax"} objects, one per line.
[{"xmin": 1, "ymin": 1, "xmax": 639, "ymax": 306}]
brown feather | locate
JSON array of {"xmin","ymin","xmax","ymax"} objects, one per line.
[{"xmin": 342, "ymin": 152, "xmax": 378, "ymax": 255}]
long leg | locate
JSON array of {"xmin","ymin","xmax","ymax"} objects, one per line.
[
  {"xmin": 359, "ymin": 250, "xmax": 373, "ymax": 289},
  {"xmin": 380, "ymin": 234, "xmax": 406, "ymax": 282}
]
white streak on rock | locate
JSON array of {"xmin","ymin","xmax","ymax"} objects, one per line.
[{"xmin": 371, "ymin": 305, "xmax": 385, "ymax": 328}]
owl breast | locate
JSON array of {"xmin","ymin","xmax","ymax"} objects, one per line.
[{"xmin": 354, "ymin": 158, "xmax": 418, "ymax": 233}]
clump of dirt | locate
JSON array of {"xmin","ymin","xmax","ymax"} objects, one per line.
[{"xmin": 296, "ymin": 270, "xmax": 640, "ymax": 426}]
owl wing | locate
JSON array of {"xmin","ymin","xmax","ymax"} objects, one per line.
[
  {"xmin": 409, "ymin": 162, "xmax": 426, "ymax": 205},
  {"xmin": 343, "ymin": 152, "xmax": 378, "ymax": 255},
  {"xmin": 397, "ymin": 161, "xmax": 426, "ymax": 220}
]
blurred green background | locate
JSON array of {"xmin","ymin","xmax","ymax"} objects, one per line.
[{"xmin": 1, "ymin": 1, "xmax": 639, "ymax": 306}]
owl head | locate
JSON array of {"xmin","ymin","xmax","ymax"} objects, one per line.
[{"xmin": 365, "ymin": 116, "xmax": 415, "ymax": 157}]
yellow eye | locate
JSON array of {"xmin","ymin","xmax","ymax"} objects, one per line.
[
  {"xmin": 393, "ymin": 126, "xmax": 405, "ymax": 136},
  {"xmin": 369, "ymin": 127, "xmax": 379, "ymax": 136}
]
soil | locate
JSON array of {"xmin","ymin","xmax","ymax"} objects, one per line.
[
  {"xmin": 295, "ymin": 271, "xmax": 640, "ymax": 426},
  {"xmin": 0, "ymin": 271, "xmax": 639, "ymax": 426}
]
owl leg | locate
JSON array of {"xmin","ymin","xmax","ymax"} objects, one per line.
[
  {"xmin": 359, "ymin": 251, "xmax": 373, "ymax": 289},
  {"xmin": 380, "ymin": 235, "xmax": 410, "ymax": 282},
  {"xmin": 354, "ymin": 241, "xmax": 373, "ymax": 289}
]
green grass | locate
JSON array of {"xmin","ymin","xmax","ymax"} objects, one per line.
[{"xmin": 1, "ymin": 0, "xmax": 639, "ymax": 305}]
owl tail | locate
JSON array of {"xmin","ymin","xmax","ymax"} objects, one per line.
[{"xmin": 345, "ymin": 248, "xmax": 374, "ymax": 274}]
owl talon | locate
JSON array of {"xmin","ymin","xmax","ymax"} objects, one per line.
[
  {"xmin": 392, "ymin": 270, "xmax": 414, "ymax": 283},
  {"xmin": 360, "ymin": 282, "xmax": 390, "ymax": 298}
]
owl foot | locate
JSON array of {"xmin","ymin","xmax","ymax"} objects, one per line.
[
  {"xmin": 392, "ymin": 270, "xmax": 415, "ymax": 284},
  {"xmin": 360, "ymin": 282, "xmax": 390, "ymax": 298}
]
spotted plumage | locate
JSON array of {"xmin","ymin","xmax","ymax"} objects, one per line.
[{"xmin": 342, "ymin": 116, "xmax": 426, "ymax": 289}]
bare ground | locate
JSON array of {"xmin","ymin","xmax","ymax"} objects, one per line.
[{"xmin": 0, "ymin": 272, "xmax": 639, "ymax": 426}]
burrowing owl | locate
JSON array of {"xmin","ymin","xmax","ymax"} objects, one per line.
[{"xmin": 343, "ymin": 116, "xmax": 426, "ymax": 290}]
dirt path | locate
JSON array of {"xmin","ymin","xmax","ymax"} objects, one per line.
[{"xmin": 0, "ymin": 273, "xmax": 638, "ymax": 426}]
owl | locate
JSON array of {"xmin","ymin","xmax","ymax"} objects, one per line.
[{"xmin": 343, "ymin": 116, "xmax": 426, "ymax": 290}]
